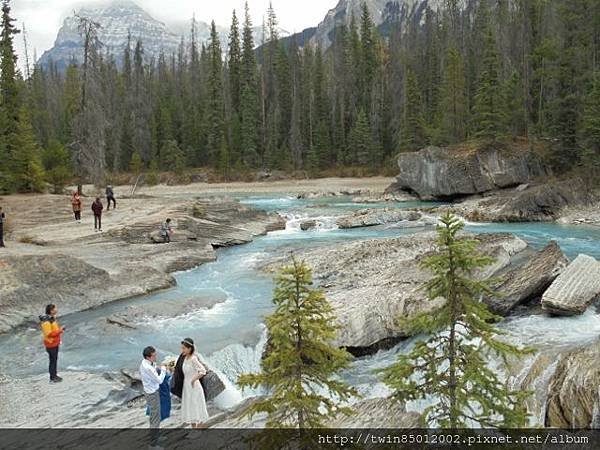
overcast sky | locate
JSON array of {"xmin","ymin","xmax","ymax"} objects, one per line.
[{"xmin": 13, "ymin": 0, "xmax": 339, "ymax": 67}]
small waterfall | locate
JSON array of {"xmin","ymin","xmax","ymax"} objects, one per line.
[
  {"xmin": 205, "ymin": 327, "xmax": 268, "ymax": 409},
  {"xmin": 283, "ymin": 212, "xmax": 340, "ymax": 233}
]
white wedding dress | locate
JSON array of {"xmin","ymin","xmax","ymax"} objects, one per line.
[{"xmin": 181, "ymin": 355, "xmax": 209, "ymax": 424}]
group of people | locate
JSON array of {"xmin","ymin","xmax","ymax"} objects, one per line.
[
  {"xmin": 141, "ymin": 341, "xmax": 210, "ymax": 446},
  {"xmin": 40, "ymin": 305, "xmax": 209, "ymax": 448},
  {"xmin": 1, "ymin": 184, "xmax": 174, "ymax": 248},
  {"xmin": 71, "ymin": 186, "xmax": 116, "ymax": 232}
]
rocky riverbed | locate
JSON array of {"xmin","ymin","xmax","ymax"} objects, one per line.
[
  {"xmin": 0, "ymin": 192, "xmax": 285, "ymax": 333},
  {"xmin": 262, "ymin": 231, "xmax": 536, "ymax": 354},
  {"xmin": 3, "ymin": 176, "xmax": 600, "ymax": 431},
  {"xmin": 386, "ymin": 142, "xmax": 600, "ymax": 224}
]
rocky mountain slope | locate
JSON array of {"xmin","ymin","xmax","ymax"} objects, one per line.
[
  {"xmin": 38, "ymin": 0, "xmax": 288, "ymax": 70},
  {"xmin": 309, "ymin": 0, "xmax": 443, "ymax": 49},
  {"xmin": 39, "ymin": 0, "xmax": 180, "ymax": 70}
]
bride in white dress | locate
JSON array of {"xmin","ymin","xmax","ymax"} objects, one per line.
[{"xmin": 179, "ymin": 338, "xmax": 209, "ymax": 428}]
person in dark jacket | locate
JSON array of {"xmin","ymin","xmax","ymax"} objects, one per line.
[
  {"xmin": 40, "ymin": 304, "xmax": 65, "ymax": 383},
  {"xmin": 106, "ymin": 185, "xmax": 116, "ymax": 210},
  {"xmin": 0, "ymin": 206, "xmax": 5, "ymax": 248},
  {"xmin": 91, "ymin": 197, "xmax": 104, "ymax": 232}
]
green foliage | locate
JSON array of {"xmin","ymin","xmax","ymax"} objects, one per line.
[
  {"xmin": 400, "ymin": 68, "xmax": 426, "ymax": 151},
  {"xmin": 217, "ymin": 136, "xmax": 230, "ymax": 179},
  {"xmin": 379, "ymin": 212, "xmax": 532, "ymax": 428},
  {"xmin": 581, "ymin": 73, "xmax": 600, "ymax": 185},
  {"xmin": 438, "ymin": 47, "xmax": 467, "ymax": 145},
  {"xmin": 42, "ymin": 139, "xmax": 71, "ymax": 194},
  {"xmin": 4, "ymin": 0, "xmax": 600, "ymax": 190},
  {"xmin": 129, "ymin": 152, "xmax": 144, "ymax": 174},
  {"xmin": 161, "ymin": 139, "xmax": 185, "ymax": 173},
  {"xmin": 348, "ymin": 109, "xmax": 375, "ymax": 165},
  {"xmin": 206, "ymin": 21, "xmax": 224, "ymax": 165},
  {"xmin": 238, "ymin": 257, "xmax": 356, "ymax": 442},
  {"xmin": 472, "ymin": 19, "xmax": 508, "ymax": 141},
  {"xmin": 0, "ymin": 0, "xmax": 20, "ymax": 134},
  {"xmin": 9, "ymin": 108, "xmax": 46, "ymax": 193}
]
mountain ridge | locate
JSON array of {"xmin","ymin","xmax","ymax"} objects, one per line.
[{"xmin": 38, "ymin": 0, "xmax": 439, "ymax": 70}]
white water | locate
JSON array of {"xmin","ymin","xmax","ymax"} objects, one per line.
[{"xmin": 3, "ymin": 194, "xmax": 600, "ymax": 415}]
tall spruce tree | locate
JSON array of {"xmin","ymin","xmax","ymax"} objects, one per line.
[
  {"xmin": 438, "ymin": 47, "xmax": 467, "ymax": 144},
  {"xmin": 239, "ymin": 257, "xmax": 356, "ymax": 441},
  {"xmin": 205, "ymin": 21, "xmax": 224, "ymax": 165},
  {"xmin": 240, "ymin": 2, "xmax": 259, "ymax": 167},
  {"xmin": 400, "ymin": 67, "xmax": 426, "ymax": 151},
  {"xmin": 379, "ymin": 212, "xmax": 531, "ymax": 428},
  {"xmin": 0, "ymin": 0, "xmax": 20, "ymax": 133},
  {"xmin": 472, "ymin": 16, "xmax": 507, "ymax": 141},
  {"xmin": 348, "ymin": 109, "xmax": 374, "ymax": 165}
]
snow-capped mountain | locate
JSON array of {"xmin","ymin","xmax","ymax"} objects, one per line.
[
  {"xmin": 38, "ymin": 0, "xmax": 289, "ymax": 70},
  {"xmin": 38, "ymin": 0, "xmax": 439, "ymax": 70},
  {"xmin": 38, "ymin": 0, "xmax": 180, "ymax": 69}
]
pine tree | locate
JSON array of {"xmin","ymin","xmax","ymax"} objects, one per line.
[
  {"xmin": 400, "ymin": 68, "xmax": 426, "ymax": 151},
  {"xmin": 472, "ymin": 19, "xmax": 507, "ymax": 142},
  {"xmin": 238, "ymin": 257, "xmax": 356, "ymax": 443},
  {"xmin": 129, "ymin": 152, "xmax": 143, "ymax": 174},
  {"xmin": 379, "ymin": 212, "xmax": 531, "ymax": 428},
  {"xmin": 205, "ymin": 21, "xmax": 224, "ymax": 166},
  {"xmin": 438, "ymin": 47, "xmax": 467, "ymax": 144},
  {"xmin": 228, "ymin": 10, "xmax": 242, "ymax": 113},
  {"xmin": 359, "ymin": 2, "xmax": 376, "ymax": 113},
  {"xmin": 10, "ymin": 108, "xmax": 46, "ymax": 192},
  {"xmin": 348, "ymin": 109, "xmax": 374, "ymax": 165},
  {"xmin": 162, "ymin": 139, "xmax": 185, "ymax": 173},
  {"xmin": 240, "ymin": 2, "xmax": 259, "ymax": 167},
  {"xmin": 217, "ymin": 135, "xmax": 230, "ymax": 180},
  {"xmin": 0, "ymin": 0, "xmax": 20, "ymax": 134},
  {"xmin": 42, "ymin": 139, "xmax": 71, "ymax": 194}
]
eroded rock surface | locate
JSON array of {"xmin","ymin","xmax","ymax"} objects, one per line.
[
  {"xmin": 545, "ymin": 340, "xmax": 600, "ymax": 428},
  {"xmin": 541, "ymin": 255, "xmax": 600, "ymax": 315},
  {"xmin": 484, "ymin": 242, "xmax": 569, "ymax": 315},
  {"xmin": 263, "ymin": 231, "xmax": 527, "ymax": 353},
  {"xmin": 391, "ymin": 145, "xmax": 548, "ymax": 200},
  {"xmin": 335, "ymin": 209, "xmax": 434, "ymax": 229}
]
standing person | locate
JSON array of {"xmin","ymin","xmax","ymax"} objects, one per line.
[
  {"xmin": 0, "ymin": 206, "xmax": 5, "ymax": 248},
  {"xmin": 140, "ymin": 346, "xmax": 166, "ymax": 449},
  {"xmin": 171, "ymin": 338, "xmax": 208, "ymax": 428},
  {"xmin": 160, "ymin": 219, "xmax": 173, "ymax": 243},
  {"xmin": 71, "ymin": 192, "xmax": 82, "ymax": 223},
  {"xmin": 91, "ymin": 197, "xmax": 103, "ymax": 232},
  {"xmin": 106, "ymin": 185, "xmax": 116, "ymax": 210},
  {"xmin": 39, "ymin": 304, "xmax": 65, "ymax": 383}
]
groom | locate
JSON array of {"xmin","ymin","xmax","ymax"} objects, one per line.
[{"xmin": 140, "ymin": 346, "xmax": 166, "ymax": 449}]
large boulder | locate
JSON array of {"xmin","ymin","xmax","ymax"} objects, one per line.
[
  {"xmin": 484, "ymin": 242, "xmax": 569, "ymax": 315},
  {"xmin": 336, "ymin": 208, "xmax": 432, "ymax": 229},
  {"xmin": 453, "ymin": 179, "xmax": 596, "ymax": 223},
  {"xmin": 541, "ymin": 254, "xmax": 600, "ymax": 315},
  {"xmin": 545, "ymin": 340, "xmax": 600, "ymax": 428},
  {"xmin": 391, "ymin": 144, "xmax": 548, "ymax": 200},
  {"xmin": 263, "ymin": 231, "xmax": 527, "ymax": 354}
]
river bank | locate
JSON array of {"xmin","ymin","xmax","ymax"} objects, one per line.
[{"xmin": 2, "ymin": 177, "xmax": 600, "ymax": 429}]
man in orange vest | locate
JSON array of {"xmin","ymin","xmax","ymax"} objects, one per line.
[{"xmin": 40, "ymin": 304, "xmax": 65, "ymax": 383}]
